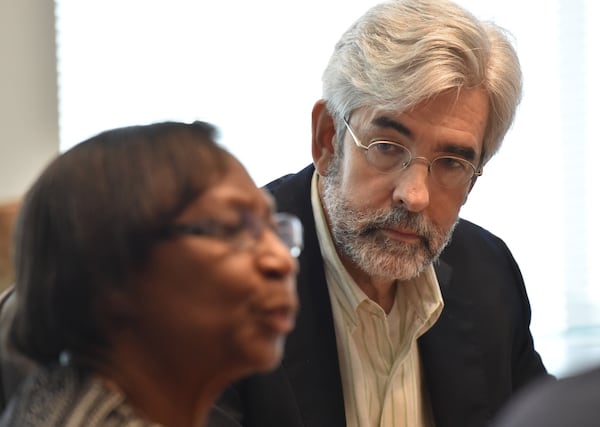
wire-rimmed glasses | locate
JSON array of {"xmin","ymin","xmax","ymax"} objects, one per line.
[{"xmin": 343, "ymin": 118, "xmax": 482, "ymax": 189}]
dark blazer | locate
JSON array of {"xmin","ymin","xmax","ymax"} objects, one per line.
[{"xmin": 210, "ymin": 164, "xmax": 550, "ymax": 427}]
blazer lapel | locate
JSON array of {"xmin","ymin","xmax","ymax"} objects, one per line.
[
  {"xmin": 269, "ymin": 166, "xmax": 346, "ymax": 427},
  {"xmin": 419, "ymin": 247, "xmax": 489, "ymax": 427}
]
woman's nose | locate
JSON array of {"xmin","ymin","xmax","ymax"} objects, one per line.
[{"xmin": 256, "ymin": 228, "xmax": 299, "ymax": 277}]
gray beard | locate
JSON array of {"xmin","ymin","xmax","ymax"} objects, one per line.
[{"xmin": 321, "ymin": 167, "xmax": 457, "ymax": 282}]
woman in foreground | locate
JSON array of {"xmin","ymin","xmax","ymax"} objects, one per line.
[{"xmin": 0, "ymin": 121, "xmax": 301, "ymax": 426}]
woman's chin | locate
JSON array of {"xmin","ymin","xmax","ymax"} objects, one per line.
[{"xmin": 246, "ymin": 335, "xmax": 287, "ymax": 373}]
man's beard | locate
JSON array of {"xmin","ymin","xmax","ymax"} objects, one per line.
[{"xmin": 321, "ymin": 163, "xmax": 458, "ymax": 282}]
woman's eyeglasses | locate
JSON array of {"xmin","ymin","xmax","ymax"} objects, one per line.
[{"xmin": 161, "ymin": 211, "xmax": 303, "ymax": 257}]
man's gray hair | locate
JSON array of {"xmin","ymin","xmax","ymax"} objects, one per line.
[{"xmin": 322, "ymin": 0, "xmax": 522, "ymax": 166}]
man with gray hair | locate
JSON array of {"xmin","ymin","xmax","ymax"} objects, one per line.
[{"xmin": 209, "ymin": 0, "xmax": 550, "ymax": 426}]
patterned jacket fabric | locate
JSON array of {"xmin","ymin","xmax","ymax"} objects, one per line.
[{"xmin": 0, "ymin": 364, "xmax": 160, "ymax": 427}]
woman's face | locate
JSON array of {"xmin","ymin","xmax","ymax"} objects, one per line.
[{"xmin": 121, "ymin": 157, "xmax": 298, "ymax": 384}]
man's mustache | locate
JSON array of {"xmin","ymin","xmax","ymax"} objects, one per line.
[{"xmin": 361, "ymin": 207, "xmax": 432, "ymax": 238}]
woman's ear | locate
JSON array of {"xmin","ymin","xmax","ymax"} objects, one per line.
[{"xmin": 311, "ymin": 100, "xmax": 337, "ymax": 176}]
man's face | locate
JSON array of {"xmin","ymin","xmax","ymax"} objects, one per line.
[{"xmin": 316, "ymin": 88, "xmax": 488, "ymax": 282}]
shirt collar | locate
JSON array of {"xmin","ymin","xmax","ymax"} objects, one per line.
[{"xmin": 310, "ymin": 170, "xmax": 444, "ymax": 332}]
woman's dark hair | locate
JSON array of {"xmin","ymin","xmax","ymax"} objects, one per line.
[{"xmin": 10, "ymin": 121, "xmax": 231, "ymax": 364}]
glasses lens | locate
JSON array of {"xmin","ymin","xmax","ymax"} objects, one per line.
[
  {"xmin": 366, "ymin": 141, "xmax": 411, "ymax": 173},
  {"xmin": 274, "ymin": 213, "xmax": 303, "ymax": 257},
  {"xmin": 163, "ymin": 212, "xmax": 303, "ymax": 256},
  {"xmin": 431, "ymin": 157, "xmax": 474, "ymax": 188}
]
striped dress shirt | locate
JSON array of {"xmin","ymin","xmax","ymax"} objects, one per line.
[{"xmin": 311, "ymin": 173, "xmax": 444, "ymax": 427}]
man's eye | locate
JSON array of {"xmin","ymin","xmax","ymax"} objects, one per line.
[
  {"xmin": 435, "ymin": 157, "xmax": 467, "ymax": 170},
  {"xmin": 369, "ymin": 141, "xmax": 406, "ymax": 156}
]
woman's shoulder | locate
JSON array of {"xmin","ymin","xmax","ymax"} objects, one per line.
[{"xmin": 0, "ymin": 364, "xmax": 158, "ymax": 426}]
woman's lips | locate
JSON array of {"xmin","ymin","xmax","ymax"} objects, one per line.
[{"xmin": 261, "ymin": 305, "xmax": 297, "ymax": 335}]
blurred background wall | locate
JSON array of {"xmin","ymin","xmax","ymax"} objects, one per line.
[
  {"xmin": 0, "ymin": 0, "xmax": 59, "ymax": 203},
  {"xmin": 0, "ymin": 0, "xmax": 59, "ymax": 290}
]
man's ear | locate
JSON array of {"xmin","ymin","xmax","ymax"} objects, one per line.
[{"xmin": 311, "ymin": 100, "xmax": 337, "ymax": 176}]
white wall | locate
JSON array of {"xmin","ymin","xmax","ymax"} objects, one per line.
[{"xmin": 0, "ymin": 0, "xmax": 59, "ymax": 202}]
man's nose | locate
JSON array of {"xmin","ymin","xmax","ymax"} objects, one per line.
[{"xmin": 391, "ymin": 160, "xmax": 431, "ymax": 212}]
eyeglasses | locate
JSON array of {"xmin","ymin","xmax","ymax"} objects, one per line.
[
  {"xmin": 162, "ymin": 211, "xmax": 303, "ymax": 257},
  {"xmin": 343, "ymin": 118, "xmax": 482, "ymax": 189}
]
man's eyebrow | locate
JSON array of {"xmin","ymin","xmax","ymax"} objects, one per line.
[
  {"xmin": 442, "ymin": 144, "xmax": 477, "ymax": 162},
  {"xmin": 372, "ymin": 115, "xmax": 413, "ymax": 137},
  {"xmin": 373, "ymin": 115, "xmax": 478, "ymax": 162}
]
